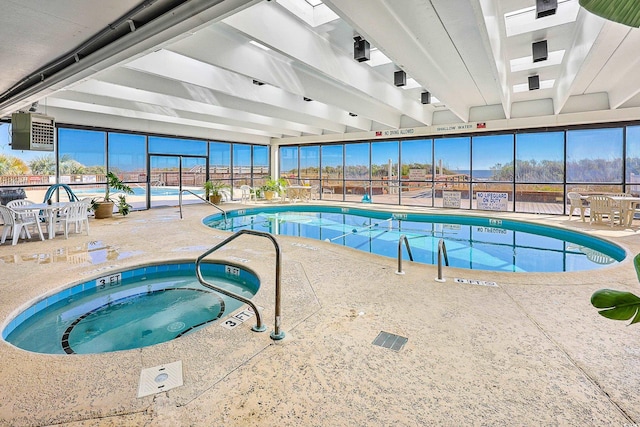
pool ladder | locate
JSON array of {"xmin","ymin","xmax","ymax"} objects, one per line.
[
  {"xmin": 179, "ymin": 189, "xmax": 228, "ymax": 223},
  {"xmin": 395, "ymin": 234, "xmax": 413, "ymax": 275},
  {"xmin": 195, "ymin": 229, "xmax": 285, "ymax": 340},
  {"xmin": 395, "ymin": 235, "xmax": 449, "ymax": 282}
]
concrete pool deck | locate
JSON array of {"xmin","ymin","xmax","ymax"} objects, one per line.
[{"xmin": 2, "ymin": 201, "xmax": 640, "ymax": 426}]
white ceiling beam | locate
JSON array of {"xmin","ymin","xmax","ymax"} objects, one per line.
[
  {"xmin": 69, "ymin": 76, "xmax": 308, "ymax": 137},
  {"xmin": 123, "ymin": 50, "xmax": 356, "ymax": 134},
  {"xmin": 45, "ymin": 95, "xmax": 279, "ymax": 139},
  {"xmin": 324, "ymin": 0, "xmax": 488, "ymax": 123},
  {"xmin": 475, "ymin": 0, "xmax": 512, "ymax": 119},
  {"xmin": 51, "ymin": 88, "xmax": 295, "ymax": 138},
  {"xmin": 220, "ymin": 2, "xmax": 423, "ymax": 127},
  {"xmin": 97, "ymin": 67, "xmax": 348, "ymax": 135},
  {"xmin": 168, "ymin": 23, "xmax": 378, "ymax": 130},
  {"xmin": 45, "ymin": 106, "xmax": 269, "ymax": 144},
  {"xmin": 552, "ymin": 9, "xmax": 606, "ymax": 115},
  {"xmin": 583, "ymin": 25, "xmax": 640, "ymax": 109}
]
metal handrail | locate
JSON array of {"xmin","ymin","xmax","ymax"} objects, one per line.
[
  {"xmin": 179, "ymin": 189, "xmax": 227, "ymax": 223},
  {"xmin": 435, "ymin": 239, "xmax": 449, "ymax": 282},
  {"xmin": 195, "ymin": 229, "xmax": 285, "ymax": 340},
  {"xmin": 395, "ymin": 234, "xmax": 413, "ymax": 275}
]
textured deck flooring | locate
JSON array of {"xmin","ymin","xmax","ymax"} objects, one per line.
[{"xmin": 1, "ymin": 201, "xmax": 640, "ymax": 426}]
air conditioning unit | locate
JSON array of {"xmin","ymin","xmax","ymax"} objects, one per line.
[{"xmin": 11, "ymin": 112, "xmax": 55, "ymax": 151}]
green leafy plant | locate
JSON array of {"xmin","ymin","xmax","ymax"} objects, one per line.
[
  {"xmin": 591, "ymin": 254, "xmax": 640, "ymax": 325},
  {"xmin": 261, "ymin": 177, "xmax": 287, "ymax": 193},
  {"xmin": 203, "ymin": 180, "xmax": 229, "ymax": 204},
  {"xmin": 203, "ymin": 180, "xmax": 214, "ymax": 200},
  {"xmin": 91, "ymin": 171, "xmax": 134, "ymax": 216}
]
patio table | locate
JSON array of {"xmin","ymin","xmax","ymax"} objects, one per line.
[{"xmin": 12, "ymin": 202, "xmax": 67, "ymax": 239}]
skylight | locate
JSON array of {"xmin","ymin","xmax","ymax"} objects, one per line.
[
  {"xmin": 504, "ymin": 0, "xmax": 579, "ymax": 37},
  {"xmin": 278, "ymin": 0, "xmax": 339, "ymax": 27},
  {"xmin": 400, "ymin": 78, "xmax": 421, "ymax": 90},
  {"xmin": 364, "ymin": 48, "xmax": 393, "ymax": 67},
  {"xmin": 249, "ymin": 40, "xmax": 271, "ymax": 51},
  {"xmin": 513, "ymin": 79, "xmax": 556, "ymax": 93},
  {"xmin": 510, "ymin": 50, "xmax": 565, "ymax": 72}
]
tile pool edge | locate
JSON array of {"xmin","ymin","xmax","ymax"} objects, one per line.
[
  {"xmin": 2, "ymin": 259, "xmax": 260, "ymax": 342},
  {"xmin": 203, "ymin": 205, "xmax": 627, "ymax": 263}
]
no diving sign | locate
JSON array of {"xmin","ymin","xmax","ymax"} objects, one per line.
[{"xmin": 454, "ymin": 278, "xmax": 498, "ymax": 287}]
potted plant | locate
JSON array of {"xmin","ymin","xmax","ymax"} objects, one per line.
[
  {"xmin": 204, "ymin": 180, "xmax": 228, "ymax": 204},
  {"xmin": 92, "ymin": 172, "xmax": 134, "ymax": 219},
  {"xmin": 261, "ymin": 177, "xmax": 287, "ymax": 201}
]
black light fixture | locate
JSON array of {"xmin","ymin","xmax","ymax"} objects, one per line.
[
  {"xmin": 353, "ymin": 36, "xmax": 370, "ymax": 62},
  {"xmin": 421, "ymin": 91, "xmax": 431, "ymax": 105},
  {"xmin": 536, "ymin": 0, "xmax": 557, "ymax": 18},
  {"xmin": 532, "ymin": 40, "xmax": 548, "ymax": 62},
  {"xmin": 394, "ymin": 70, "xmax": 406, "ymax": 87},
  {"xmin": 303, "ymin": 97, "xmax": 312, "ymax": 102},
  {"xmin": 252, "ymin": 79, "xmax": 264, "ymax": 86},
  {"xmin": 528, "ymin": 75, "xmax": 540, "ymax": 91},
  {"xmin": 349, "ymin": 112, "xmax": 358, "ymax": 117}
]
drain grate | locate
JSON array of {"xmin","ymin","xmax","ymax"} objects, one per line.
[{"xmin": 372, "ymin": 331, "xmax": 408, "ymax": 351}]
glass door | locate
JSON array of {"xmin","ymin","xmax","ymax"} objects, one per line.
[{"xmin": 149, "ymin": 155, "xmax": 207, "ymax": 208}]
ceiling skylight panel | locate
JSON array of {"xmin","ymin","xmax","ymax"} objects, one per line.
[
  {"xmin": 278, "ymin": 0, "xmax": 339, "ymax": 27},
  {"xmin": 249, "ymin": 40, "xmax": 271, "ymax": 51},
  {"xmin": 504, "ymin": 0, "xmax": 579, "ymax": 37},
  {"xmin": 364, "ymin": 48, "xmax": 392, "ymax": 67},
  {"xmin": 510, "ymin": 50, "xmax": 565, "ymax": 72},
  {"xmin": 513, "ymin": 79, "xmax": 555, "ymax": 93},
  {"xmin": 400, "ymin": 78, "xmax": 421, "ymax": 89}
]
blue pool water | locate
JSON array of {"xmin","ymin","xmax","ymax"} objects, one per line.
[
  {"xmin": 74, "ymin": 186, "xmax": 204, "ymax": 197},
  {"xmin": 2, "ymin": 262, "xmax": 259, "ymax": 354},
  {"xmin": 203, "ymin": 206, "xmax": 625, "ymax": 273}
]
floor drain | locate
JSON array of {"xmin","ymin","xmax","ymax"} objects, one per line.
[{"xmin": 372, "ymin": 331, "xmax": 408, "ymax": 351}]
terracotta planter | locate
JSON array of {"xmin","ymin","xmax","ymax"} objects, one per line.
[
  {"xmin": 264, "ymin": 190, "xmax": 276, "ymax": 201},
  {"xmin": 209, "ymin": 194, "xmax": 222, "ymax": 205},
  {"xmin": 94, "ymin": 201, "xmax": 114, "ymax": 219}
]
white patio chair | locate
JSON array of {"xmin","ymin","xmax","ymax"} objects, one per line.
[
  {"xmin": 240, "ymin": 185, "xmax": 256, "ymax": 203},
  {"xmin": 6, "ymin": 199, "xmax": 42, "ymax": 222},
  {"xmin": 310, "ymin": 184, "xmax": 320, "ymax": 200},
  {"xmin": 322, "ymin": 187, "xmax": 335, "ymax": 199},
  {"xmin": 0, "ymin": 205, "xmax": 45, "ymax": 245},
  {"xmin": 54, "ymin": 201, "xmax": 90, "ymax": 238},
  {"xmin": 587, "ymin": 195, "xmax": 621, "ymax": 227},
  {"xmin": 567, "ymin": 192, "xmax": 587, "ymax": 222}
]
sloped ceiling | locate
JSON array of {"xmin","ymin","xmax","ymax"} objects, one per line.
[{"xmin": 1, "ymin": 0, "xmax": 639, "ymax": 145}]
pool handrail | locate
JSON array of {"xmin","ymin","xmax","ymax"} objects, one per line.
[
  {"xmin": 179, "ymin": 189, "xmax": 227, "ymax": 223},
  {"xmin": 435, "ymin": 239, "xmax": 449, "ymax": 282},
  {"xmin": 395, "ymin": 234, "xmax": 414, "ymax": 275},
  {"xmin": 195, "ymin": 229, "xmax": 285, "ymax": 340}
]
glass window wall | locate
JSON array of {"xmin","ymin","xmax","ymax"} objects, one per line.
[
  {"xmin": 567, "ymin": 128, "xmax": 623, "ymax": 185},
  {"xmin": 371, "ymin": 141, "xmax": 399, "ymax": 204},
  {"xmin": 321, "ymin": 145, "xmax": 343, "ymax": 201},
  {"xmin": 626, "ymin": 126, "xmax": 640, "ymax": 195},
  {"xmin": 515, "ymin": 131, "xmax": 564, "ymax": 213},
  {"xmin": 434, "ymin": 137, "xmax": 470, "ymax": 208},
  {"xmin": 344, "ymin": 143, "xmax": 370, "ymax": 202},
  {"xmin": 400, "ymin": 139, "xmax": 432, "ymax": 207}
]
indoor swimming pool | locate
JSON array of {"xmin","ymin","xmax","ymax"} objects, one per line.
[
  {"xmin": 2, "ymin": 261, "xmax": 260, "ymax": 354},
  {"xmin": 204, "ymin": 206, "xmax": 625, "ymax": 272}
]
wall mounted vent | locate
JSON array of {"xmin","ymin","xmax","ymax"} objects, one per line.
[{"xmin": 11, "ymin": 112, "xmax": 55, "ymax": 151}]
